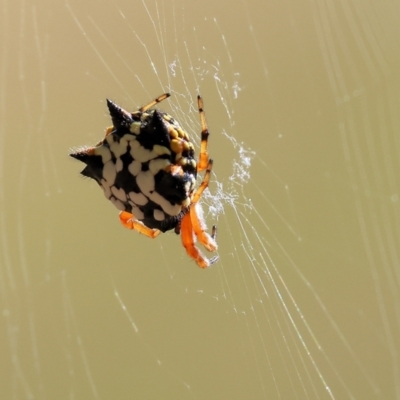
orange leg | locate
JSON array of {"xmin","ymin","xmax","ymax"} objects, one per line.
[
  {"xmin": 119, "ymin": 211, "xmax": 161, "ymax": 239},
  {"xmin": 192, "ymin": 159, "xmax": 213, "ymax": 204},
  {"xmin": 197, "ymin": 95, "xmax": 210, "ymax": 172},
  {"xmin": 190, "ymin": 203, "xmax": 217, "ymax": 252},
  {"xmin": 180, "ymin": 212, "xmax": 218, "ymax": 268},
  {"xmin": 140, "ymin": 93, "xmax": 171, "ymax": 112}
]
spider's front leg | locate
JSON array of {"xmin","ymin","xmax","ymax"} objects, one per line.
[
  {"xmin": 189, "ymin": 202, "xmax": 217, "ymax": 252},
  {"xmin": 180, "ymin": 159, "xmax": 218, "ymax": 268},
  {"xmin": 119, "ymin": 211, "xmax": 161, "ymax": 239},
  {"xmin": 180, "ymin": 211, "xmax": 218, "ymax": 268},
  {"xmin": 197, "ymin": 95, "xmax": 211, "ymax": 172}
]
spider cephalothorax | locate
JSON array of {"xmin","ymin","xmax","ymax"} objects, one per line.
[{"xmin": 70, "ymin": 93, "xmax": 218, "ymax": 268}]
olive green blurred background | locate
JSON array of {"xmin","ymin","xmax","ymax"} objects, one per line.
[{"xmin": 1, "ymin": 0, "xmax": 399, "ymax": 399}]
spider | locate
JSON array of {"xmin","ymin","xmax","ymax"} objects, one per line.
[{"xmin": 70, "ymin": 93, "xmax": 218, "ymax": 268}]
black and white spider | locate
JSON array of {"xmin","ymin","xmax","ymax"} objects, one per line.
[{"xmin": 70, "ymin": 93, "xmax": 218, "ymax": 268}]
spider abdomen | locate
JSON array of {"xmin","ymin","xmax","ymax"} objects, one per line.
[{"xmin": 70, "ymin": 100, "xmax": 197, "ymax": 232}]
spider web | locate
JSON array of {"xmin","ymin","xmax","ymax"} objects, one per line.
[{"xmin": 1, "ymin": 0, "xmax": 399, "ymax": 398}]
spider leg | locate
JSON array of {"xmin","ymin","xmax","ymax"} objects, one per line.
[
  {"xmin": 184, "ymin": 158, "xmax": 218, "ymax": 264},
  {"xmin": 197, "ymin": 95, "xmax": 210, "ymax": 172},
  {"xmin": 211, "ymin": 225, "xmax": 217, "ymax": 240},
  {"xmin": 190, "ymin": 160, "xmax": 217, "ymax": 251},
  {"xmin": 119, "ymin": 211, "xmax": 161, "ymax": 239},
  {"xmin": 180, "ymin": 212, "xmax": 218, "ymax": 268},
  {"xmin": 192, "ymin": 158, "xmax": 214, "ymax": 203},
  {"xmin": 139, "ymin": 93, "xmax": 171, "ymax": 112},
  {"xmin": 190, "ymin": 202, "xmax": 218, "ymax": 252},
  {"xmin": 189, "ymin": 159, "xmax": 218, "ymax": 251}
]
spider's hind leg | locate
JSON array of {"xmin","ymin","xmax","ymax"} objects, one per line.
[
  {"xmin": 190, "ymin": 202, "xmax": 217, "ymax": 252},
  {"xmin": 182, "ymin": 157, "xmax": 218, "ymax": 267},
  {"xmin": 180, "ymin": 211, "xmax": 218, "ymax": 268}
]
